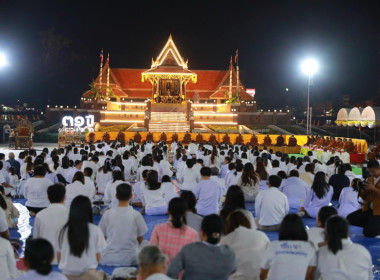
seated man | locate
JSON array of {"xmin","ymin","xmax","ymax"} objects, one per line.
[
  {"xmin": 250, "ymin": 132, "xmax": 258, "ymax": 146},
  {"xmin": 346, "ymin": 139, "xmax": 355, "ymax": 153},
  {"xmin": 33, "ymin": 183, "xmax": 69, "ymax": 264},
  {"xmin": 347, "ymin": 159, "xmax": 380, "ymax": 237},
  {"xmin": 235, "ymin": 133, "xmax": 243, "ymax": 145},
  {"xmin": 88, "ymin": 131, "xmax": 95, "ymax": 143},
  {"xmin": 288, "ymin": 134, "xmax": 298, "ymax": 147},
  {"xmin": 160, "ymin": 132, "xmax": 167, "ymax": 142},
  {"xmin": 183, "ymin": 131, "xmax": 192, "ymax": 144},
  {"xmin": 263, "ymin": 134, "xmax": 272, "ymax": 146},
  {"xmin": 222, "ymin": 133, "xmax": 231, "ymax": 145},
  {"xmin": 138, "ymin": 246, "xmax": 172, "ymax": 280},
  {"xmin": 171, "ymin": 132, "xmax": 179, "ymax": 143},
  {"xmin": 193, "ymin": 167, "xmax": 223, "ymax": 216},
  {"xmin": 195, "ymin": 132, "xmax": 204, "ymax": 144},
  {"xmin": 134, "ymin": 131, "xmax": 142, "ymax": 144},
  {"xmin": 99, "ymin": 183, "xmax": 148, "ymax": 265},
  {"xmin": 280, "ymin": 170, "xmax": 309, "ymax": 209},
  {"xmin": 255, "ymin": 175, "xmax": 289, "ymax": 231},
  {"xmin": 275, "ymin": 134, "xmax": 285, "ymax": 146}
]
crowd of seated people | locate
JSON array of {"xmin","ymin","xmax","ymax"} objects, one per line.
[{"xmin": 0, "ymin": 136, "xmax": 378, "ymax": 279}]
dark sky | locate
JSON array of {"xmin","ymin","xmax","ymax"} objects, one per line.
[{"xmin": 1, "ymin": 0, "xmax": 380, "ymax": 108}]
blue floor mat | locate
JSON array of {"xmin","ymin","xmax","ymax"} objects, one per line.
[{"xmin": 11, "ymin": 198, "xmax": 380, "ymax": 279}]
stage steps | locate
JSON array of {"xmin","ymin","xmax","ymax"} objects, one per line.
[{"xmin": 149, "ymin": 111, "xmax": 189, "ymax": 132}]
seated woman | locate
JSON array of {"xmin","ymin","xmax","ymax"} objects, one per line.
[
  {"xmin": 299, "ymin": 172, "xmax": 334, "ymax": 218},
  {"xmin": 260, "ymin": 214, "xmax": 316, "ymax": 280},
  {"xmin": 0, "ymin": 186, "xmax": 19, "ymax": 228},
  {"xmin": 180, "ymin": 191, "xmax": 203, "ymax": 236},
  {"xmin": 64, "ymin": 172, "xmax": 90, "ymax": 209},
  {"xmin": 141, "ymin": 170, "xmax": 167, "ymax": 215},
  {"xmin": 150, "ymin": 197, "xmax": 198, "ymax": 264},
  {"xmin": 14, "ymin": 238, "xmax": 66, "ymax": 280},
  {"xmin": 221, "ymin": 210, "xmax": 270, "ymax": 280},
  {"xmin": 161, "ymin": 175, "xmax": 178, "ymax": 205},
  {"xmin": 167, "ymin": 214, "xmax": 237, "ymax": 279},
  {"xmin": 237, "ymin": 163, "xmax": 259, "ymax": 202},
  {"xmin": 104, "ymin": 170, "xmax": 126, "ymax": 208},
  {"xmin": 219, "ymin": 185, "xmax": 255, "ymax": 228},
  {"xmin": 338, "ymin": 178, "xmax": 362, "ymax": 218},
  {"xmin": 317, "ymin": 216, "xmax": 373, "ymax": 280},
  {"xmin": 57, "ymin": 196, "xmax": 107, "ymax": 279}
]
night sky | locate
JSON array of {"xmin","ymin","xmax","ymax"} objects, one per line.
[{"xmin": 1, "ymin": 0, "xmax": 380, "ymax": 109}]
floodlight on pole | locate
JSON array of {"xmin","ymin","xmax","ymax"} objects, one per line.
[
  {"xmin": 302, "ymin": 58, "xmax": 318, "ymax": 135},
  {"xmin": 0, "ymin": 53, "xmax": 7, "ymax": 68}
]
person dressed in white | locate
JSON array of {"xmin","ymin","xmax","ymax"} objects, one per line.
[
  {"xmin": 280, "ymin": 170, "xmax": 309, "ymax": 209},
  {"xmin": 192, "ymin": 167, "xmax": 223, "ymax": 216},
  {"xmin": 221, "ymin": 210, "xmax": 270, "ymax": 280},
  {"xmin": 307, "ymin": 206, "xmax": 337, "ymax": 250},
  {"xmin": 104, "ymin": 170, "xmax": 126, "ymax": 208},
  {"xmin": 299, "ymin": 163, "xmax": 315, "ymax": 186},
  {"xmin": 338, "ymin": 178, "xmax": 362, "ymax": 218},
  {"xmin": 56, "ymin": 196, "xmax": 107, "ymax": 278},
  {"xmin": 64, "ymin": 172, "xmax": 90, "ymax": 209},
  {"xmin": 177, "ymin": 159, "xmax": 200, "ymax": 191},
  {"xmin": 321, "ymin": 148, "xmax": 331, "ymax": 164},
  {"xmin": 138, "ymin": 245, "xmax": 172, "ymax": 280},
  {"xmin": 237, "ymin": 163, "xmax": 259, "ymax": 202},
  {"xmin": 255, "ymin": 175, "xmax": 289, "ymax": 231},
  {"xmin": 81, "ymin": 156, "xmax": 99, "ymax": 181},
  {"xmin": 65, "ymin": 160, "xmax": 83, "ymax": 184},
  {"xmin": 99, "ymin": 183, "xmax": 148, "ymax": 266},
  {"xmin": 96, "ymin": 162, "xmax": 113, "ymax": 194},
  {"xmin": 225, "ymin": 163, "xmax": 243, "ymax": 189},
  {"xmin": 260, "ymin": 214, "xmax": 316, "ymax": 280},
  {"xmin": 141, "ymin": 170, "xmax": 167, "ymax": 216},
  {"xmin": 160, "ymin": 175, "xmax": 178, "ymax": 205},
  {"xmin": 0, "ymin": 234, "xmax": 18, "ymax": 279},
  {"xmin": 83, "ymin": 168, "xmax": 96, "ymax": 202},
  {"xmin": 267, "ymin": 160, "xmax": 282, "ymax": 177},
  {"xmin": 299, "ymin": 171, "xmax": 334, "ymax": 218},
  {"xmin": 317, "ymin": 216, "xmax": 373, "ymax": 280},
  {"xmin": 23, "ymin": 165, "xmax": 52, "ymax": 215},
  {"xmin": 12, "ymin": 238, "xmax": 67, "ymax": 280},
  {"xmin": 33, "ymin": 183, "xmax": 69, "ymax": 264}
]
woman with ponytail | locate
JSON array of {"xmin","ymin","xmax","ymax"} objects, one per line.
[
  {"xmin": 237, "ymin": 162, "xmax": 259, "ymax": 202},
  {"xmin": 14, "ymin": 238, "xmax": 66, "ymax": 279},
  {"xmin": 150, "ymin": 197, "xmax": 198, "ymax": 264},
  {"xmin": 57, "ymin": 196, "xmax": 107, "ymax": 279},
  {"xmin": 317, "ymin": 216, "xmax": 373, "ymax": 280},
  {"xmin": 168, "ymin": 214, "xmax": 237, "ymax": 280}
]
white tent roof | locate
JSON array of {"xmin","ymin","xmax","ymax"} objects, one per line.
[
  {"xmin": 336, "ymin": 108, "xmax": 351, "ymax": 121},
  {"xmin": 348, "ymin": 107, "xmax": 363, "ymax": 121},
  {"xmin": 361, "ymin": 106, "xmax": 380, "ymax": 122}
]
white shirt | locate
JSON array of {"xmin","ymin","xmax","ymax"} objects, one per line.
[
  {"xmin": 56, "ymin": 223, "xmax": 107, "ymax": 275},
  {"xmin": 307, "ymin": 227, "xmax": 325, "ymax": 250},
  {"xmin": 65, "ymin": 167, "xmax": 81, "ymax": 184},
  {"xmin": 141, "ymin": 185, "xmax": 166, "ymax": 208},
  {"xmin": 321, "ymin": 151, "xmax": 331, "ymax": 164},
  {"xmin": 0, "ymin": 208, "xmax": 8, "ymax": 232},
  {"xmin": 280, "ymin": 177, "xmax": 309, "ymax": 209},
  {"xmin": 56, "ymin": 167, "xmax": 70, "ymax": 179},
  {"xmin": 24, "ymin": 177, "xmax": 52, "ymax": 208},
  {"xmin": 96, "ymin": 170, "xmax": 113, "ymax": 194},
  {"xmin": 33, "ymin": 204, "xmax": 69, "ymax": 264},
  {"xmin": 221, "ymin": 226, "xmax": 270, "ymax": 280},
  {"xmin": 0, "ymin": 237, "xmax": 18, "ymax": 279},
  {"xmin": 262, "ymin": 240, "xmax": 317, "ymax": 280},
  {"xmin": 146, "ymin": 273, "xmax": 173, "ymax": 280},
  {"xmin": 104, "ymin": 180, "xmax": 126, "ymax": 208},
  {"xmin": 99, "ymin": 206, "xmax": 148, "ymax": 266},
  {"xmin": 64, "ymin": 181, "xmax": 89, "ymax": 209},
  {"xmin": 317, "ymin": 239, "xmax": 373, "ymax": 280},
  {"xmin": 161, "ymin": 182, "xmax": 178, "ymax": 205},
  {"xmin": 225, "ymin": 171, "xmax": 241, "ymax": 189},
  {"xmin": 12, "ymin": 270, "xmax": 67, "ymax": 280},
  {"xmin": 1, "ymin": 160, "xmax": 11, "ymax": 172},
  {"xmin": 255, "ymin": 187, "xmax": 289, "ymax": 226},
  {"xmin": 84, "ymin": 176, "xmax": 96, "ymax": 201},
  {"xmin": 193, "ymin": 179, "xmax": 223, "ymax": 216},
  {"xmin": 178, "ymin": 167, "xmax": 200, "ymax": 191},
  {"xmin": 267, "ymin": 167, "xmax": 282, "ymax": 177},
  {"xmin": 82, "ymin": 160, "xmax": 99, "ymax": 180},
  {"xmin": 338, "ymin": 187, "xmax": 361, "ymax": 218},
  {"xmin": 159, "ymin": 160, "xmax": 173, "ymax": 178}
]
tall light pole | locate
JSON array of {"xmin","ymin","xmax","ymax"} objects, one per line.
[{"xmin": 302, "ymin": 59, "xmax": 318, "ymax": 135}]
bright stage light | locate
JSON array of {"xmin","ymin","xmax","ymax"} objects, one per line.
[
  {"xmin": 301, "ymin": 59, "xmax": 318, "ymax": 76},
  {"xmin": 0, "ymin": 53, "xmax": 6, "ymax": 67}
]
